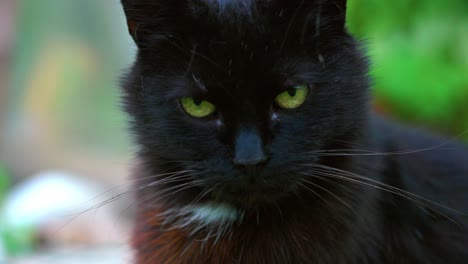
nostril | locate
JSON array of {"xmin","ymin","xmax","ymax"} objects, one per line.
[
  {"xmin": 233, "ymin": 155, "xmax": 269, "ymax": 167},
  {"xmin": 233, "ymin": 156, "xmax": 269, "ymax": 175}
]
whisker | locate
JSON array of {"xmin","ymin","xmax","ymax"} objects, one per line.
[
  {"xmin": 301, "ymin": 167, "xmax": 462, "ymax": 227},
  {"xmin": 117, "ymin": 180, "xmax": 205, "ymax": 227},
  {"xmin": 189, "ymin": 183, "xmax": 219, "ymax": 206},
  {"xmin": 296, "ymin": 181, "xmax": 336, "ymax": 214},
  {"xmin": 306, "ymin": 129, "xmax": 468, "ymax": 158},
  {"xmin": 310, "ymin": 147, "xmax": 455, "ymax": 157},
  {"xmin": 55, "ymin": 171, "xmax": 199, "ymax": 235},
  {"xmin": 300, "ymin": 178, "xmax": 357, "ymax": 215},
  {"xmin": 310, "ymin": 164, "xmax": 466, "ymax": 215},
  {"xmin": 83, "ymin": 170, "xmax": 196, "ymax": 205}
]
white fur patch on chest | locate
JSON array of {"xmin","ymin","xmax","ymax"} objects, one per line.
[
  {"xmin": 161, "ymin": 203, "xmax": 242, "ymax": 235},
  {"xmin": 187, "ymin": 203, "xmax": 239, "ymax": 224}
]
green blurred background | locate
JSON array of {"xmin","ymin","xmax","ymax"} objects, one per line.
[
  {"xmin": 348, "ymin": 0, "xmax": 468, "ymax": 135},
  {"xmin": 0, "ymin": 0, "xmax": 467, "ymax": 260}
]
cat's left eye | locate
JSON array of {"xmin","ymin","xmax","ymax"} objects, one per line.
[
  {"xmin": 180, "ymin": 97, "xmax": 216, "ymax": 118},
  {"xmin": 275, "ymin": 84, "xmax": 309, "ymax": 109}
]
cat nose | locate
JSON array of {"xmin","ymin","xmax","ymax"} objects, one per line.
[{"xmin": 233, "ymin": 126, "xmax": 269, "ymax": 168}]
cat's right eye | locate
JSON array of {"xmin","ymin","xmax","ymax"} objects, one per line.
[
  {"xmin": 274, "ymin": 84, "xmax": 309, "ymax": 109},
  {"xmin": 180, "ymin": 97, "xmax": 216, "ymax": 118}
]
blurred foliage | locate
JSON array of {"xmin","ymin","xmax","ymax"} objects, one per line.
[
  {"xmin": 348, "ymin": 0, "xmax": 468, "ymax": 139},
  {"xmin": 1, "ymin": 224, "xmax": 35, "ymax": 257},
  {"xmin": 1, "ymin": 166, "xmax": 21, "ymax": 257},
  {"xmin": 0, "ymin": 166, "xmax": 9, "ymax": 203}
]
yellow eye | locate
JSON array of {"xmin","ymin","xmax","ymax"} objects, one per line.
[
  {"xmin": 275, "ymin": 84, "xmax": 309, "ymax": 109},
  {"xmin": 180, "ymin": 97, "xmax": 216, "ymax": 118}
]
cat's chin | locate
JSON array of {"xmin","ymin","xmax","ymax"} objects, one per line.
[{"xmin": 208, "ymin": 182, "xmax": 299, "ymax": 209}]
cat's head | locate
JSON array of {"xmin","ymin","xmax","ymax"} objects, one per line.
[{"xmin": 121, "ymin": 0, "xmax": 369, "ymax": 215}]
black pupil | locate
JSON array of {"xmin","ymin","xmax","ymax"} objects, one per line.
[
  {"xmin": 287, "ymin": 89, "xmax": 297, "ymax": 97},
  {"xmin": 193, "ymin": 98, "xmax": 203, "ymax": 106}
]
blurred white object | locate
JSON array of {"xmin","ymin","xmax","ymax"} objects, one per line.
[
  {"xmin": 2, "ymin": 171, "xmax": 129, "ymax": 246},
  {"xmin": 3, "ymin": 171, "xmax": 102, "ymax": 227},
  {"xmin": 11, "ymin": 245, "xmax": 131, "ymax": 264}
]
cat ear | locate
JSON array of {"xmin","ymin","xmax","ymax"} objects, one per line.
[
  {"xmin": 320, "ymin": 0, "xmax": 347, "ymax": 30},
  {"xmin": 121, "ymin": 0, "xmax": 140, "ymax": 43},
  {"xmin": 120, "ymin": 0, "xmax": 186, "ymax": 45}
]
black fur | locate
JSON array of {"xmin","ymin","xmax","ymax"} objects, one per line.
[{"xmin": 120, "ymin": 0, "xmax": 468, "ymax": 263}]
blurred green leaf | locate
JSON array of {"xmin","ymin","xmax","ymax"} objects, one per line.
[
  {"xmin": 1, "ymin": 223, "xmax": 36, "ymax": 257},
  {"xmin": 0, "ymin": 165, "xmax": 9, "ymax": 203},
  {"xmin": 348, "ymin": 0, "xmax": 468, "ymax": 140}
]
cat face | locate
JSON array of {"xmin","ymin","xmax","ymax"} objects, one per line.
[{"xmin": 122, "ymin": 0, "xmax": 369, "ymax": 210}]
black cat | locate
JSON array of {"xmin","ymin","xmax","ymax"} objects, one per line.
[{"xmin": 120, "ymin": 0, "xmax": 468, "ymax": 263}]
